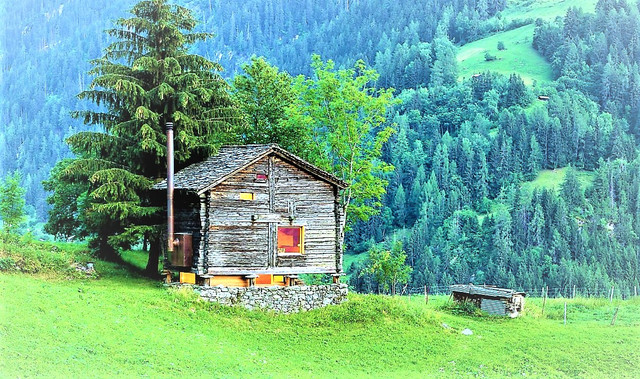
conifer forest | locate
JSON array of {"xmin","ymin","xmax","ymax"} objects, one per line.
[{"xmin": 2, "ymin": 0, "xmax": 640, "ymax": 295}]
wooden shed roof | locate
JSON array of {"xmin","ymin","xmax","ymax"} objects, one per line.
[
  {"xmin": 450, "ymin": 284, "xmax": 526, "ymax": 299},
  {"xmin": 153, "ymin": 144, "xmax": 348, "ymax": 194}
]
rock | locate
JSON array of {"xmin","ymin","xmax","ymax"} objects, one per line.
[{"xmin": 461, "ymin": 328, "xmax": 473, "ymax": 336}]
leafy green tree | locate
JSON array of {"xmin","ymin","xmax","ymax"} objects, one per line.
[
  {"xmin": 284, "ymin": 55, "xmax": 397, "ymax": 269},
  {"xmin": 232, "ymin": 56, "xmax": 309, "ymax": 154},
  {"xmin": 363, "ymin": 241, "xmax": 412, "ymax": 295},
  {"xmin": 0, "ymin": 171, "xmax": 26, "ymax": 235},
  {"xmin": 46, "ymin": 0, "xmax": 241, "ymax": 269}
]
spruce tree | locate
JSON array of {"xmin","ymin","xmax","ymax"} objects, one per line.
[
  {"xmin": 46, "ymin": 0, "xmax": 241, "ymax": 269},
  {"xmin": 0, "ymin": 171, "xmax": 26, "ymax": 235}
]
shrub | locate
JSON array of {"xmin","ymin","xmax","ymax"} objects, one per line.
[
  {"xmin": 484, "ymin": 51, "xmax": 497, "ymax": 61},
  {"xmin": 441, "ymin": 300, "xmax": 485, "ymax": 316}
]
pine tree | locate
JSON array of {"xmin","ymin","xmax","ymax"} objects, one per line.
[
  {"xmin": 561, "ymin": 165, "xmax": 584, "ymax": 211},
  {"xmin": 0, "ymin": 171, "xmax": 26, "ymax": 235},
  {"xmin": 46, "ymin": 0, "xmax": 241, "ymax": 268},
  {"xmin": 527, "ymin": 135, "xmax": 543, "ymax": 180},
  {"xmin": 392, "ymin": 184, "xmax": 407, "ymax": 227}
]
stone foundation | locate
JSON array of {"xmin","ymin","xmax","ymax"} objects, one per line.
[{"xmin": 183, "ymin": 284, "xmax": 348, "ymax": 313}]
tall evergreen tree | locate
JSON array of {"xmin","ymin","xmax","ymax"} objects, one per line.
[{"xmin": 45, "ymin": 0, "xmax": 241, "ymax": 270}]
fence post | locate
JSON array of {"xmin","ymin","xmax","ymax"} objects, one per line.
[
  {"xmin": 564, "ymin": 302, "xmax": 567, "ymax": 325},
  {"xmin": 610, "ymin": 285, "xmax": 614, "ymax": 303},
  {"xmin": 542, "ymin": 288, "xmax": 547, "ymax": 316},
  {"xmin": 424, "ymin": 285, "xmax": 429, "ymax": 305},
  {"xmin": 611, "ymin": 307, "xmax": 619, "ymax": 326},
  {"xmin": 634, "ymin": 286, "xmax": 637, "ymax": 297},
  {"xmin": 573, "ymin": 285, "xmax": 576, "ymax": 298}
]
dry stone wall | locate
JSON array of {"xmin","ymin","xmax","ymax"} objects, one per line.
[{"xmin": 183, "ymin": 284, "xmax": 348, "ymax": 313}]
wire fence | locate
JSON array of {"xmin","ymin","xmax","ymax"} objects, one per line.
[{"xmin": 390, "ymin": 284, "xmax": 640, "ymax": 300}]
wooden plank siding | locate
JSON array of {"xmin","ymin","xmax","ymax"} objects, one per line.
[
  {"xmin": 172, "ymin": 190, "xmax": 203, "ymax": 272},
  {"xmin": 204, "ymin": 154, "xmax": 339, "ymax": 275}
]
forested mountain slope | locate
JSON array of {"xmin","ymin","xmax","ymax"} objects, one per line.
[
  {"xmin": 1, "ymin": 0, "xmax": 508, "ymax": 221},
  {"xmin": 1, "ymin": 0, "xmax": 639, "ymax": 293}
]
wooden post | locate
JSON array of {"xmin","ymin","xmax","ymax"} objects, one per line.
[
  {"xmin": 634, "ymin": 286, "xmax": 637, "ymax": 297},
  {"xmin": 610, "ymin": 285, "xmax": 614, "ymax": 303},
  {"xmin": 611, "ymin": 307, "xmax": 619, "ymax": 326},
  {"xmin": 564, "ymin": 302, "xmax": 567, "ymax": 325},
  {"xmin": 541, "ymin": 288, "xmax": 547, "ymax": 316},
  {"xmin": 424, "ymin": 285, "xmax": 429, "ymax": 305},
  {"xmin": 573, "ymin": 285, "xmax": 576, "ymax": 298}
]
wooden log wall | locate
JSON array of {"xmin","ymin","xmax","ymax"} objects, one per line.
[
  {"xmin": 272, "ymin": 156, "xmax": 337, "ymax": 270},
  {"xmin": 207, "ymin": 159, "xmax": 270, "ymax": 269},
  {"xmin": 205, "ymin": 155, "xmax": 339, "ymax": 274}
]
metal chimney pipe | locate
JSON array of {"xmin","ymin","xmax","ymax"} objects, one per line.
[{"xmin": 166, "ymin": 122, "xmax": 175, "ymax": 254}]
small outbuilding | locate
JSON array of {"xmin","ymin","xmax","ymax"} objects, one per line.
[
  {"xmin": 450, "ymin": 284, "xmax": 525, "ymax": 317},
  {"xmin": 154, "ymin": 144, "xmax": 347, "ymax": 287}
]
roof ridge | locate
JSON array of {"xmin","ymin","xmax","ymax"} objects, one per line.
[{"xmin": 153, "ymin": 143, "xmax": 347, "ymax": 192}]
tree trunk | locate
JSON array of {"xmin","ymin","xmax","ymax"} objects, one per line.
[
  {"xmin": 145, "ymin": 236, "xmax": 162, "ymax": 276},
  {"xmin": 337, "ymin": 210, "xmax": 347, "ymax": 273},
  {"xmin": 93, "ymin": 232, "xmax": 119, "ymax": 262}
]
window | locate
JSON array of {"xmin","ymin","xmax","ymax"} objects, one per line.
[
  {"xmin": 277, "ymin": 226, "xmax": 303, "ymax": 254},
  {"xmin": 239, "ymin": 192, "xmax": 254, "ymax": 200}
]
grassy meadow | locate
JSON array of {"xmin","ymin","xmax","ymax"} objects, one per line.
[
  {"xmin": 1, "ymin": 239, "xmax": 640, "ymax": 378},
  {"xmin": 458, "ymin": 24, "xmax": 553, "ymax": 85},
  {"xmin": 457, "ymin": 0, "xmax": 598, "ymax": 84},
  {"xmin": 520, "ymin": 167, "xmax": 595, "ymax": 195}
]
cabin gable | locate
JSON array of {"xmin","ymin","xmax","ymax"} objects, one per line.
[
  {"xmin": 203, "ymin": 154, "xmax": 339, "ymax": 275},
  {"xmin": 160, "ymin": 144, "xmax": 345, "ymax": 284}
]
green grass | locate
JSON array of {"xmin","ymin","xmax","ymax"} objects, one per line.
[
  {"xmin": 1, "ymin": 240, "xmax": 640, "ymax": 377},
  {"xmin": 520, "ymin": 167, "xmax": 595, "ymax": 195},
  {"xmin": 502, "ymin": 0, "xmax": 597, "ymax": 22},
  {"xmin": 458, "ymin": 24, "xmax": 553, "ymax": 85},
  {"xmin": 457, "ymin": 0, "xmax": 598, "ymax": 85}
]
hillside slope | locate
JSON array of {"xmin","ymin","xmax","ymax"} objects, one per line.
[{"xmin": 457, "ymin": 0, "xmax": 598, "ymax": 84}]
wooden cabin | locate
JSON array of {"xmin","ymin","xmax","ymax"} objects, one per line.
[
  {"xmin": 450, "ymin": 284, "xmax": 525, "ymax": 317},
  {"xmin": 153, "ymin": 144, "xmax": 347, "ymax": 287}
]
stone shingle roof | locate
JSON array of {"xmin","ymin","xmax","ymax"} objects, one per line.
[{"xmin": 153, "ymin": 144, "xmax": 347, "ymax": 193}]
